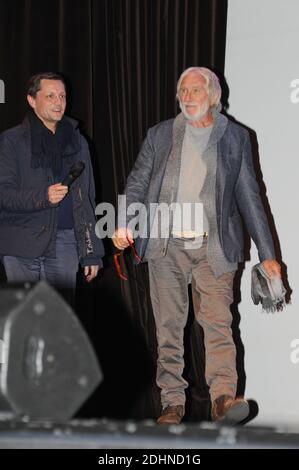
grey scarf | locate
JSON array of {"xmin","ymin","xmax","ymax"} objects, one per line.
[{"xmin": 251, "ymin": 263, "xmax": 286, "ymax": 312}]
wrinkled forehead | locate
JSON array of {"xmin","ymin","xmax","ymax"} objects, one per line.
[{"xmin": 180, "ymin": 71, "xmax": 208, "ymax": 88}]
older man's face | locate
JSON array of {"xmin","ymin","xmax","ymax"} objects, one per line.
[
  {"xmin": 27, "ymin": 79, "xmax": 66, "ymax": 131},
  {"xmin": 178, "ymin": 72, "xmax": 210, "ymax": 121}
]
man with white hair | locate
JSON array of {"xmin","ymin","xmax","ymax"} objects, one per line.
[{"xmin": 112, "ymin": 67, "xmax": 280, "ymax": 425}]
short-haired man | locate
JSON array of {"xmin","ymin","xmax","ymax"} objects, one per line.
[{"xmin": 0, "ymin": 72, "xmax": 104, "ymax": 300}]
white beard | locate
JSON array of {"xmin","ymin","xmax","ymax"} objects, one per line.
[{"xmin": 179, "ymin": 99, "xmax": 210, "ymax": 121}]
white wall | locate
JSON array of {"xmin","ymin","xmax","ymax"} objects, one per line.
[{"xmin": 226, "ymin": 0, "xmax": 299, "ymax": 425}]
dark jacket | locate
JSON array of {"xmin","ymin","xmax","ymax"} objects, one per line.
[
  {"xmin": 124, "ymin": 113, "xmax": 275, "ymax": 264},
  {"xmin": 0, "ymin": 117, "xmax": 104, "ymax": 267}
]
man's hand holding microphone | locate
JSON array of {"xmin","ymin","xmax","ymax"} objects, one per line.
[
  {"xmin": 48, "ymin": 183, "xmax": 68, "ymax": 204},
  {"xmin": 47, "ymin": 161, "xmax": 85, "ymax": 205}
]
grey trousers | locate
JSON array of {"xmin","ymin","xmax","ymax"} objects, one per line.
[{"xmin": 148, "ymin": 237, "xmax": 237, "ymax": 408}]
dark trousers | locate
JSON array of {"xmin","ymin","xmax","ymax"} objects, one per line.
[{"xmin": 3, "ymin": 229, "xmax": 79, "ymax": 305}]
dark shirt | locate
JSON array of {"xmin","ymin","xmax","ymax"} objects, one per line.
[
  {"xmin": 42, "ymin": 124, "xmax": 74, "ymax": 230},
  {"xmin": 57, "ymin": 159, "xmax": 74, "ymax": 230}
]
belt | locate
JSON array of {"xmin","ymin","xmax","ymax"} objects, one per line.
[{"xmin": 171, "ymin": 231, "xmax": 208, "ymax": 239}]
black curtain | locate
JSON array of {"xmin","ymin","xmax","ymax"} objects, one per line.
[
  {"xmin": 92, "ymin": 0, "xmax": 227, "ymax": 204},
  {"xmin": 0, "ymin": 0, "xmax": 94, "ymax": 132},
  {"xmin": 0, "ymin": 0, "xmax": 228, "ymax": 420}
]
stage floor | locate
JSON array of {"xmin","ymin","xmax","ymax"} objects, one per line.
[{"xmin": 0, "ymin": 417, "xmax": 299, "ymax": 449}]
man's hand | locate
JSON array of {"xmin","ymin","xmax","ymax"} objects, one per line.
[
  {"xmin": 48, "ymin": 183, "xmax": 68, "ymax": 204},
  {"xmin": 112, "ymin": 228, "xmax": 133, "ymax": 250},
  {"xmin": 262, "ymin": 259, "xmax": 281, "ymax": 278},
  {"xmin": 84, "ymin": 265, "xmax": 99, "ymax": 282}
]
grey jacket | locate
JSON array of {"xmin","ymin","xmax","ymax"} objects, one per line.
[{"xmin": 124, "ymin": 112, "xmax": 275, "ymax": 264}]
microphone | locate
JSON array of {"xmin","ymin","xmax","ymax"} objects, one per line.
[{"xmin": 61, "ymin": 161, "xmax": 85, "ymax": 188}]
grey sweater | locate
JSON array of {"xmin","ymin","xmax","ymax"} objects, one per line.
[
  {"xmin": 145, "ymin": 112, "xmax": 237, "ymax": 277},
  {"xmin": 172, "ymin": 123, "xmax": 211, "ymax": 235}
]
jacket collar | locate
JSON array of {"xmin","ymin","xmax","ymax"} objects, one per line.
[{"xmin": 173, "ymin": 110, "xmax": 228, "ymax": 149}]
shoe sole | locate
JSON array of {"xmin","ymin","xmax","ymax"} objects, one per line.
[
  {"xmin": 157, "ymin": 419, "xmax": 182, "ymax": 425},
  {"xmin": 220, "ymin": 401, "xmax": 250, "ymax": 425}
]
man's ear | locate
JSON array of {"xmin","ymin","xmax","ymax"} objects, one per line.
[
  {"xmin": 27, "ymin": 94, "xmax": 35, "ymax": 110},
  {"xmin": 208, "ymin": 95, "xmax": 215, "ymax": 108}
]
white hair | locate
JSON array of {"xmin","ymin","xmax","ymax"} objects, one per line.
[{"xmin": 176, "ymin": 67, "xmax": 222, "ymax": 110}]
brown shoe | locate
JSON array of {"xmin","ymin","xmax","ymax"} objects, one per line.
[
  {"xmin": 157, "ymin": 405, "xmax": 184, "ymax": 424},
  {"xmin": 211, "ymin": 395, "xmax": 249, "ymax": 425}
]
